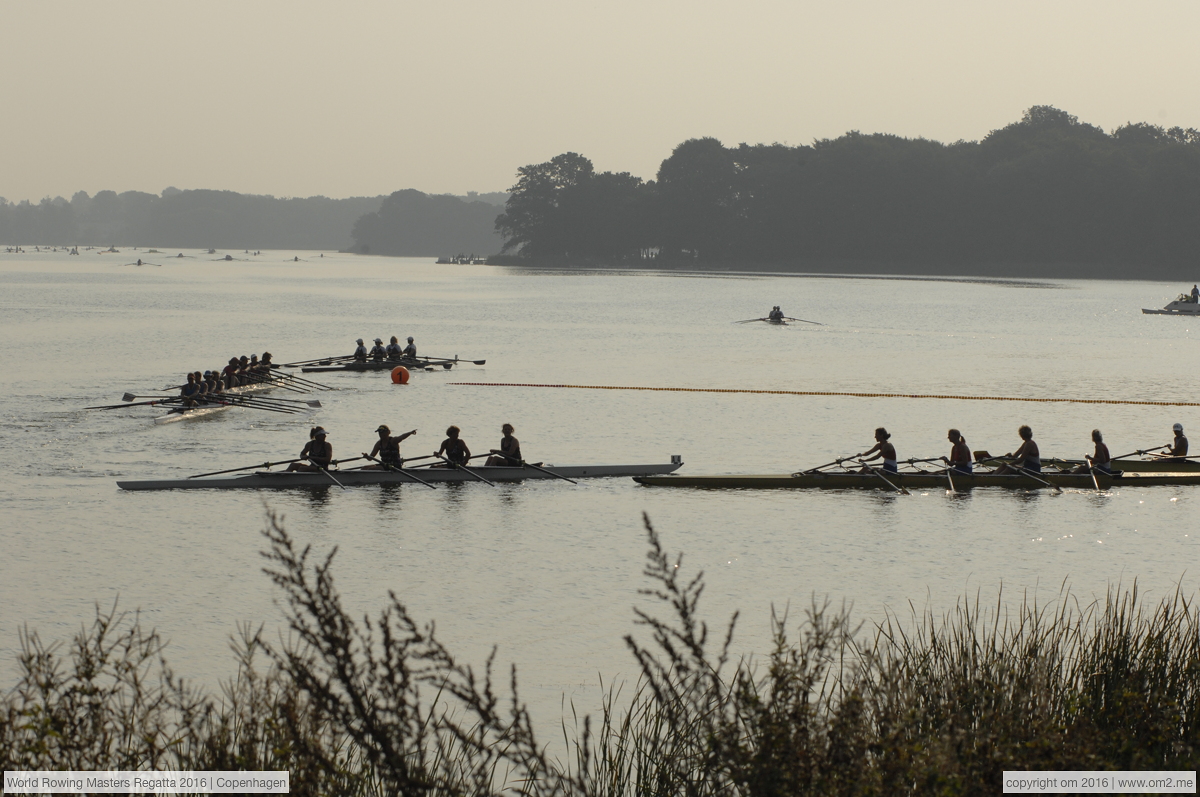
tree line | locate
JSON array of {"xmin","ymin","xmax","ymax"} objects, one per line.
[
  {"xmin": 496, "ymin": 106, "xmax": 1200, "ymax": 277},
  {"xmin": 0, "ymin": 188, "xmax": 505, "ymax": 254}
]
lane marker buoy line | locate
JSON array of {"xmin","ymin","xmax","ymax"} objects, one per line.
[{"xmin": 449, "ymin": 382, "xmax": 1200, "ymax": 408}]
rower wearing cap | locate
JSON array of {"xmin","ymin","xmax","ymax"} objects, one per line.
[
  {"xmin": 369, "ymin": 338, "xmax": 387, "ymax": 361},
  {"xmin": 1073, "ymin": 429, "xmax": 1112, "ymax": 474},
  {"xmin": 363, "ymin": 424, "xmax": 417, "ymax": 469},
  {"xmin": 435, "ymin": 425, "xmax": 471, "ymax": 466},
  {"xmin": 942, "ymin": 428, "xmax": 973, "ymax": 474},
  {"xmin": 288, "ymin": 427, "xmax": 333, "ymax": 471},
  {"xmin": 857, "ymin": 427, "xmax": 898, "ymax": 474},
  {"xmin": 403, "ymin": 337, "xmax": 416, "ymax": 358},
  {"xmin": 1155, "ymin": 423, "xmax": 1189, "ymax": 462},
  {"xmin": 486, "ymin": 423, "xmax": 523, "ymax": 465},
  {"xmin": 996, "ymin": 425, "xmax": 1041, "ymax": 475},
  {"xmin": 385, "ymin": 336, "xmax": 403, "ymax": 358},
  {"xmin": 353, "ymin": 339, "xmax": 368, "ymax": 362}
]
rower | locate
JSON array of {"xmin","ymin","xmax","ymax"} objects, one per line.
[
  {"xmin": 205, "ymin": 371, "xmax": 224, "ymax": 395},
  {"xmin": 287, "ymin": 427, "xmax": 333, "ymax": 471},
  {"xmin": 353, "ymin": 338, "xmax": 368, "ymax": 362},
  {"xmin": 1073, "ymin": 429, "xmax": 1112, "ymax": 474},
  {"xmin": 223, "ymin": 357, "xmax": 240, "ymax": 388},
  {"xmin": 1154, "ymin": 423, "xmax": 1189, "ymax": 462},
  {"xmin": 180, "ymin": 373, "xmax": 201, "ymax": 406},
  {"xmin": 193, "ymin": 372, "xmax": 209, "ymax": 399},
  {"xmin": 369, "ymin": 338, "xmax": 387, "ymax": 361},
  {"xmin": 485, "ymin": 423, "xmax": 522, "ymax": 465},
  {"xmin": 385, "ymin": 336, "xmax": 403, "ymax": 358},
  {"xmin": 435, "ymin": 425, "xmax": 471, "ymax": 467},
  {"xmin": 769, "ymin": 306, "xmax": 783, "ymax": 322},
  {"xmin": 942, "ymin": 428, "xmax": 973, "ymax": 473},
  {"xmin": 260, "ymin": 352, "xmax": 274, "ymax": 369},
  {"xmin": 857, "ymin": 427, "xmax": 897, "ymax": 473},
  {"xmin": 996, "ymin": 425, "xmax": 1041, "ymax": 474},
  {"xmin": 249, "ymin": 354, "xmax": 261, "ymax": 373},
  {"xmin": 403, "ymin": 336, "xmax": 416, "ymax": 358},
  {"xmin": 363, "ymin": 424, "xmax": 417, "ymax": 469}
]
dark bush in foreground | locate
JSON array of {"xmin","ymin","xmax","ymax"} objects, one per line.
[{"xmin": 3, "ymin": 513, "xmax": 1197, "ymax": 795}]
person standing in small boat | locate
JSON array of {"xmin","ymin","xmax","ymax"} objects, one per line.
[
  {"xmin": 1073, "ymin": 429, "xmax": 1112, "ymax": 474},
  {"xmin": 364, "ymin": 424, "xmax": 417, "ymax": 469},
  {"xmin": 997, "ymin": 425, "xmax": 1041, "ymax": 474},
  {"xmin": 403, "ymin": 337, "xmax": 417, "ymax": 358},
  {"xmin": 857, "ymin": 427, "xmax": 898, "ymax": 473},
  {"xmin": 435, "ymin": 425, "xmax": 471, "ymax": 466},
  {"xmin": 385, "ymin": 336, "xmax": 403, "ymax": 358},
  {"xmin": 369, "ymin": 338, "xmax": 387, "ymax": 361},
  {"xmin": 353, "ymin": 339, "xmax": 368, "ymax": 362},
  {"xmin": 1191, "ymin": 285, "xmax": 1199, "ymax": 303},
  {"xmin": 942, "ymin": 429, "xmax": 973, "ymax": 473},
  {"xmin": 289, "ymin": 427, "xmax": 332, "ymax": 471},
  {"xmin": 486, "ymin": 424, "xmax": 522, "ymax": 465},
  {"xmin": 1154, "ymin": 423, "xmax": 1189, "ymax": 462}
]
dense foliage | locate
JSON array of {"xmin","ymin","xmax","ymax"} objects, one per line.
[
  {"xmin": 3, "ymin": 513, "xmax": 1197, "ymax": 795},
  {"xmin": 496, "ymin": 107, "xmax": 1200, "ymax": 275},
  {"xmin": 349, "ymin": 189, "xmax": 503, "ymax": 256}
]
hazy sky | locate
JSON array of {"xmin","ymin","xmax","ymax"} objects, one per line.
[{"xmin": 3, "ymin": 1, "xmax": 1197, "ymax": 202}]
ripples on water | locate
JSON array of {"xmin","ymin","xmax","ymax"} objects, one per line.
[{"xmin": 1, "ymin": 250, "xmax": 1197, "ymax": 730}]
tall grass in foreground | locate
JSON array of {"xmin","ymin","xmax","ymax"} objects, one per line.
[{"xmin": 3, "ymin": 512, "xmax": 1198, "ymax": 795}]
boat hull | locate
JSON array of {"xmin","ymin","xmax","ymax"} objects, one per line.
[
  {"xmin": 1142, "ymin": 299, "xmax": 1200, "ymax": 315},
  {"xmin": 633, "ymin": 471, "xmax": 1200, "ymax": 490},
  {"xmin": 118, "ymin": 462, "xmax": 683, "ymax": 490},
  {"xmin": 301, "ymin": 358, "xmax": 454, "ymax": 373},
  {"xmin": 981, "ymin": 455, "xmax": 1200, "ymax": 473}
]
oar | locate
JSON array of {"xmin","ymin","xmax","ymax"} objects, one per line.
[
  {"xmin": 123, "ymin": 393, "xmax": 175, "ymax": 402},
  {"xmin": 190, "ymin": 397, "xmax": 299, "ymax": 415},
  {"xmin": 280, "ymin": 354, "xmax": 357, "ymax": 367},
  {"xmin": 87, "ymin": 398, "xmax": 184, "ymax": 410},
  {"xmin": 944, "ymin": 466, "xmax": 957, "ymax": 494},
  {"xmin": 852, "ymin": 459, "xmax": 910, "ymax": 495},
  {"xmin": 482, "ymin": 450, "xmax": 578, "ymax": 484},
  {"xmin": 1084, "ymin": 457, "xmax": 1102, "ymax": 492},
  {"xmin": 433, "ymin": 454, "xmax": 496, "ymax": 486},
  {"xmin": 273, "ymin": 373, "xmax": 338, "ymax": 391},
  {"xmin": 977, "ymin": 457, "xmax": 1063, "ymax": 493},
  {"xmin": 189, "ymin": 457, "xmax": 307, "ymax": 478},
  {"xmin": 781, "ymin": 316, "xmax": 825, "ymax": 326},
  {"xmin": 798, "ymin": 456, "xmax": 850, "ymax": 475},
  {"xmin": 734, "ymin": 317, "xmax": 769, "ymax": 324},
  {"xmin": 419, "ymin": 355, "xmax": 487, "ymax": 365},
  {"xmin": 360, "ymin": 454, "xmax": 437, "ymax": 489},
  {"xmin": 1113, "ymin": 445, "xmax": 1169, "ymax": 461}
]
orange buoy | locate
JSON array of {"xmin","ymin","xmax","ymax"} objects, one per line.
[{"xmin": 390, "ymin": 365, "xmax": 410, "ymax": 384}]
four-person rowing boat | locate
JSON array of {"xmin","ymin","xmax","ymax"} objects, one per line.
[
  {"xmin": 633, "ymin": 470, "xmax": 1200, "ymax": 490},
  {"xmin": 118, "ymin": 461, "xmax": 684, "ymax": 490}
]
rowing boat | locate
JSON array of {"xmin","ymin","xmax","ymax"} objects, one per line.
[
  {"xmin": 300, "ymin": 357, "xmax": 459, "ymax": 373},
  {"xmin": 152, "ymin": 377, "xmax": 301, "ymax": 424},
  {"xmin": 633, "ymin": 471, "xmax": 1200, "ymax": 490},
  {"xmin": 117, "ymin": 461, "xmax": 683, "ymax": 490}
]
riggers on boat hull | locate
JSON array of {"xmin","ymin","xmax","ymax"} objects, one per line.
[
  {"xmin": 995, "ymin": 456, "xmax": 1200, "ymax": 473},
  {"xmin": 633, "ymin": 471, "xmax": 1200, "ymax": 490},
  {"xmin": 151, "ymin": 377, "xmax": 300, "ymax": 424},
  {"xmin": 118, "ymin": 462, "xmax": 683, "ymax": 490}
]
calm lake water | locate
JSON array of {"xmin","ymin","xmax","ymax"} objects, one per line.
[{"xmin": 2, "ymin": 248, "xmax": 1198, "ymax": 734}]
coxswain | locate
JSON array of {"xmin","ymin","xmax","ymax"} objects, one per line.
[
  {"xmin": 942, "ymin": 429, "xmax": 973, "ymax": 474},
  {"xmin": 1073, "ymin": 429, "xmax": 1112, "ymax": 474},
  {"xmin": 485, "ymin": 423, "xmax": 523, "ymax": 465},
  {"xmin": 996, "ymin": 425, "xmax": 1041, "ymax": 474},
  {"xmin": 403, "ymin": 337, "xmax": 417, "ymax": 358},
  {"xmin": 856, "ymin": 427, "xmax": 898, "ymax": 473},
  {"xmin": 288, "ymin": 427, "xmax": 333, "ymax": 471},
  {"xmin": 435, "ymin": 425, "xmax": 471, "ymax": 467},
  {"xmin": 386, "ymin": 336, "xmax": 403, "ymax": 358},
  {"xmin": 353, "ymin": 338, "xmax": 368, "ymax": 362},
  {"xmin": 369, "ymin": 338, "xmax": 387, "ymax": 361},
  {"xmin": 363, "ymin": 424, "xmax": 417, "ymax": 469},
  {"xmin": 1153, "ymin": 423, "xmax": 1189, "ymax": 462}
]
